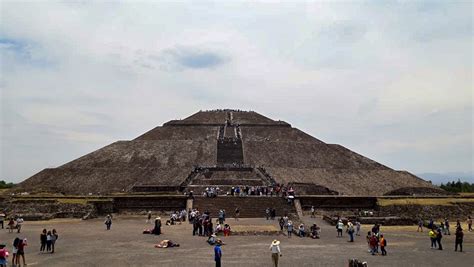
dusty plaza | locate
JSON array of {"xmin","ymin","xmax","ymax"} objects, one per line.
[
  {"xmin": 1, "ymin": 110, "xmax": 474, "ymax": 266},
  {"xmin": 0, "ymin": 215, "xmax": 473, "ymax": 267}
]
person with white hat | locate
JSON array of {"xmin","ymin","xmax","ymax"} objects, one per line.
[{"xmin": 269, "ymin": 239, "xmax": 282, "ymax": 267}]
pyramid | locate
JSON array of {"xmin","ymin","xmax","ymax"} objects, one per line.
[{"xmin": 16, "ymin": 109, "xmax": 443, "ymax": 196}]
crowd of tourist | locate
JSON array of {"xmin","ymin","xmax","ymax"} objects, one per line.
[
  {"xmin": 39, "ymin": 228, "xmax": 58, "ymax": 253},
  {"xmin": 1, "ymin": 208, "xmax": 472, "ymax": 267}
]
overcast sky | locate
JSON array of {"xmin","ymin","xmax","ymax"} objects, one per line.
[{"xmin": 1, "ymin": 1, "xmax": 472, "ymax": 183}]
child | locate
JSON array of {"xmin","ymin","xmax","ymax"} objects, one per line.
[
  {"xmin": 46, "ymin": 231, "xmax": 52, "ymax": 252},
  {"xmin": 380, "ymin": 234, "xmax": 387, "ymax": 256},
  {"xmin": 223, "ymin": 224, "xmax": 231, "ymax": 237}
]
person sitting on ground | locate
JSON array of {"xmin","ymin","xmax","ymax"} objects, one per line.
[
  {"xmin": 223, "ymin": 224, "xmax": 231, "ymax": 237},
  {"xmin": 155, "ymin": 240, "xmax": 180, "ymax": 248},
  {"xmin": 298, "ymin": 224, "xmax": 305, "ymax": 237},
  {"xmin": 215, "ymin": 223, "xmax": 223, "ymax": 235},
  {"xmin": 310, "ymin": 224, "xmax": 320, "ymax": 239}
]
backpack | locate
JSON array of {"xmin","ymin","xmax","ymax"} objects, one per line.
[{"xmin": 383, "ymin": 239, "xmax": 387, "ymax": 246}]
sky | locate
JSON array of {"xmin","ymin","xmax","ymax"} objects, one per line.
[{"xmin": 0, "ymin": 1, "xmax": 472, "ymax": 184}]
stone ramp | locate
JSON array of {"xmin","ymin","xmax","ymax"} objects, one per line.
[{"xmin": 192, "ymin": 196, "xmax": 297, "ymax": 218}]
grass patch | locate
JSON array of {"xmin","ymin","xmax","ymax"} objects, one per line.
[{"xmin": 377, "ymin": 198, "xmax": 474, "ymax": 206}]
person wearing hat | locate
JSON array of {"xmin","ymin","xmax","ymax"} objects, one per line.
[
  {"xmin": 269, "ymin": 240, "xmax": 282, "ymax": 267},
  {"xmin": 214, "ymin": 239, "xmax": 222, "ymax": 267}
]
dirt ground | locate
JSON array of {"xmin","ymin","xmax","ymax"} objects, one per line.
[{"xmin": 0, "ymin": 215, "xmax": 473, "ymax": 267}]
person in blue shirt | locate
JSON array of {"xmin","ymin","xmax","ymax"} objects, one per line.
[{"xmin": 214, "ymin": 240, "xmax": 222, "ymax": 267}]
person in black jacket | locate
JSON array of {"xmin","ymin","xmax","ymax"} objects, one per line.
[
  {"xmin": 40, "ymin": 229, "xmax": 47, "ymax": 252},
  {"xmin": 436, "ymin": 228, "xmax": 443, "ymax": 250},
  {"xmin": 455, "ymin": 227, "xmax": 463, "ymax": 252}
]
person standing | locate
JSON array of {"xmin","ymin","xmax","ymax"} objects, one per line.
[
  {"xmin": 146, "ymin": 211, "xmax": 152, "ymax": 224},
  {"xmin": 369, "ymin": 233, "xmax": 378, "ymax": 255},
  {"xmin": 429, "ymin": 228, "xmax": 437, "ymax": 249},
  {"xmin": 16, "ymin": 217, "xmax": 23, "ymax": 233},
  {"xmin": 336, "ymin": 220, "xmax": 344, "ymax": 237},
  {"xmin": 379, "ymin": 234, "xmax": 387, "ymax": 256},
  {"xmin": 0, "ymin": 213, "xmax": 5, "ymax": 229},
  {"xmin": 46, "ymin": 231, "xmax": 52, "ymax": 252},
  {"xmin": 234, "ymin": 207, "xmax": 240, "ymax": 221},
  {"xmin": 0, "ymin": 243, "xmax": 8, "ymax": 267},
  {"xmin": 104, "ymin": 215, "xmax": 112, "ymax": 230},
  {"xmin": 355, "ymin": 221, "xmax": 361, "ymax": 236},
  {"xmin": 347, "ymin": 221, "xmax": 355, "ymax": 242},
  {"xmin": 269, "ymin": 240, "xmax": 282, "ymax": 267},
  {"xmin": 16, "ymin": 238, "xmax": 27, "ymax": 267},
  {"xmin": 214, "ymin": 240, "xmax": 222, "ymax": 267},
  {"xmin": 153, "ymin": 217, "xmax": 162, "ymax": 235},
  {"xmin": 310, "ymin": 206, "xmax": 315, "ymax": 218},
  {"xmin": 40, "ymin": 229, "xmax": 47, "ymax": 252},
  {"xmin": 436, "ymin": 228, "xmax": 443, "ymax": 250},
  {"xmin": 265, "ymin": 208, "xmax": 270, "ymax": 220},
  {"xmin": 51, "ymin": 229, "xmax": 58, "ymax": 253},
  {"xmin": 455, "ymin": 227, "xmax": 463, "ymax": 252},
  {"xmin": 287, "ymin": 221, "xmax": 293, "ymax": 238},
  {"xmin": 444, "ymin": 218, "xmax": 450, "ymax": 235},
  {"xmin": 7, "ymin": 219, "xmax": 15, "ymax": 233},
  {"xmin": 417, "ymin": 218, "xmax": 424, "ymax": 232}
]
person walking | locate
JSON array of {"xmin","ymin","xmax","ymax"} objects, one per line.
[
  {"xmin": 214, "ymin": 240, "xmax": 222, "ymax": 267},
  {"xmin": 310, "ymin": 206, "xmax": 315, "ymax": 218},
  {"xmin": 467, "ymin": 216, "xmax": 472, "ymax": 232},
  {"xmin": 380, "ymin": 234, "xmax": 387, "ymax": 256},
  {"xmin": 40, "ymin": 229, "xmax": 47, "ymax": 252},
  {"xmin": 269, "ymin": 240, "xmax": 282, "ymax": 267},
  {"xmin": 104, "ymin": 215, "xmax": 112, "ymax": 230},
  {"xmin": 455, "ymin": 227, "xmax": 463, "ymax": 252},
  {"xmin": 278, "ymin": 217, "xmax": 285, "ymax": 232}
]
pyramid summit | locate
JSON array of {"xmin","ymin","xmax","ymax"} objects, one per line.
[{"xmin": 17, "ymin": 109, "xmax": 443, "ymax": 196}]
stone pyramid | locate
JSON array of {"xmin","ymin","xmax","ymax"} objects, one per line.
[{"xmin": 16, "ymin": 109, "xmax": 442, "ymax": 196}]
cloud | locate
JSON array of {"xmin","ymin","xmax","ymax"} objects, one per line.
[
  {"xmin": 0, "ymin": 1, "xmax": 472, "ymax": 182},
  {"xmin": 135, "ymin": 46, "xmax": 230, "ymax": 71}
]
